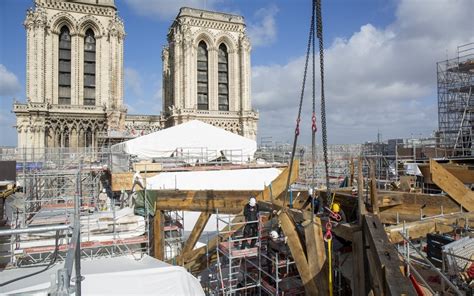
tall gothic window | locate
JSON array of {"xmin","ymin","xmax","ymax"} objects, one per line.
[
  {"xmin": 218, "ymin": 44, "xmax": 229, "ymax": 111},
  {"xmin": 84, "ymin": 29, "xmax": 96, "ymax": 106},
  {"xmin": 197, "ymin": 41, "xmax": 209, "ymax": 110},
  {"xmin": 58, "ymin": 26, "xmax": 71, "ymax": 105},
  {"xmin": 85, "ymin": 128, "xmax": 93, "ymax": 148}
]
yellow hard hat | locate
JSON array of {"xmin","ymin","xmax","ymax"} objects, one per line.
[{"xmin": 332, "ymin": 203, "xmax": 340, "ymax": 213}]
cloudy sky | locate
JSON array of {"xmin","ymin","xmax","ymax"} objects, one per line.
[{"xmin": 0, "ymin": 0, "xmax": 473, "ymax": 147}]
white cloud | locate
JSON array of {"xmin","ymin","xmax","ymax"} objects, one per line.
[
  {"xmin": 124, "ymin": 67, "xmax": 143, "ymax": 97},
  {"xmin": 252, "ymin": 0, "xmax": 474, "ymax": 144},
  {"xmin": 0, "ymin": 64, "xmax": 21, "ymax": 96},
  {"xmin": 123, "ymin": 0, "xmax": 220, "ymax": 21},
  {"xmin": 247, "ymin": 5, "xmax": 279, "ymax": 47}
]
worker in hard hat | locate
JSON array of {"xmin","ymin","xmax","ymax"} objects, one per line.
[
  {"xmin": 241, "ymin": 196, "xmax": 260, "ymax": 249},
  {"xmin": 98, "ymin": 188, "xmax": 110, "ymax": 211},
  {"xmin": 331, "ymin": 203, "xmax": 347, "ymax": 223}
]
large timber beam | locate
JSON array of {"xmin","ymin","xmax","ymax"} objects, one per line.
[
  {"xmin": 153, "ymin": 209, "xmax": 164, "ymax": 260},
  {"xmin": 183, "ymin": 161, "xmax": 299, "ymax": 273},
  {"xmin": 279, "ymin": 211, "xmax": 318, "ymax": 295},
  {"xmin": 179, "ymin": 211, "xmax": 212, "ymax": 263},
  {"xmin": 419, "ymin": 162, "xmax": 474, "ymax": 184},
  {"xmin": 385, "ymin": 211, "xmax": 474, "ymax": 243},
  {"xmin": 302, "ymin": 215, "xmax": 328, "ymax": 296},
  {"xmin": 363, "ymin": 214, "xmax": 417, "ymax": 295},
  {"xmin": 369, "ymin": 160, "xmax": 379, "ymax": 215},
  {"xmin": 154, "ymin": 190, "xmax": 259, "ymax": 213},
  {"xmin": 430, "ymin": 159, "xmax": 474, "ymax": 211}
]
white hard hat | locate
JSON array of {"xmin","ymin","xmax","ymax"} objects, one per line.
[
  {"xmin": 249, "ymin": 197, "xmax": 256, "ymax": 207},
  {"xmin": 308, "ymin": 187, "xmax": 314, "ymax": 196},
  {"xmin": 270, "ymin": 230, "xmax": 279, "ymax": 240}
]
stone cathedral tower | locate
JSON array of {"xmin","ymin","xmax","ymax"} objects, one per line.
[
  {"xmin": 162, "ymin": 8, "xmax": 259, "ymax": 140},
  {"xmin": 13, "ymin": 0, "xmax": 126, "ymax": 150}
]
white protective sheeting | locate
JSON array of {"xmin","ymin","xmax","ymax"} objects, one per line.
[
  {"xmin": 1, "ymin": 255, "xmax": 204, "ymax": 295},
  {"xmin": 145, "ymin": 167, "xmax": 282, "ymax": 233},
  {"xmin": 146, "ymin": 167, "xmax": 282, "ymax": 190},
  {"xmin": 111, "ymin": 120, "xmax": 257, "ymax": 164}
]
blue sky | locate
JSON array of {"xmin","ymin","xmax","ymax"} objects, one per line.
[{"xmin": 0, "ymin": 0, "xmax": 473, "ymax": 146}]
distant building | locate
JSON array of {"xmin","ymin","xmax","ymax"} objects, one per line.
[{"xmin": 13, "ymin": 1, "xmax": 258, "ymax": 150}]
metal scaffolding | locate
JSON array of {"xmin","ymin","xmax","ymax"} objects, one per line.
[
  {"xmin": 0, "ymin": 148, "xmax": 149, "ymax": 267},
  {"xmin": 438, "ymin": 43, "xmax": 474, "ymax": 157}
]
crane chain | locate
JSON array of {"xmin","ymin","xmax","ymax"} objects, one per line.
[
  {"xmin": 316, "ymin": 0, "xmax": 332, "ymax": 206},
  {"xmin": 282, "ymin": 0, "xmax": 316, "ymax": 208}
]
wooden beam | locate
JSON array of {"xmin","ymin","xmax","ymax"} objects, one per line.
[
  {"xmin": 153, "ymin": 209, "xmax": 164, "ymax": 260},
  {"xmin": 385, "ymin": 211, "xmax": 474, "ymax": 243},
  {"xmin": 430, "ymin": 159, "xmax": 474, "ymax": 211},
  {"xmin": 180, "ymin": 211, "xmax": 211, "ymax": 261},
  {"xmin": 279, "ymin": 211, "xmax": 318, "ymax": 296},
  {"xmin": 112, "ymin": 172, "xmax": 157, "ymax": 191},
  {"xmin": 349, "ymin": 158, "xmax": 354, "ymax": 187},
  {"xmin": 183, "ymin": 161, "xmax": 299, "ymax": 273},
  {"xmin": 369, "ymin": 160, "xmax": 379, "ymax": 215},
  {"xmin": 303, "ymin": 216, "xmax": 328, "ymax": 296},
  {"xmin": 419, "ymin": 163, "xmax": 474, "ymax": 184},
  {"xmin": 153, "ymin": 190, "xmax": 258, "ymax": 213},
  {"xmin": 352, "ymin": 230, "xmax": 368, "ymax": 296},
  {"xmin": 363, "ymin": 215, "xmax": 417, "ymax": 295},
  {"xmin": 357, "ymin": 158, "xmax": 367, "ymax": 225}
]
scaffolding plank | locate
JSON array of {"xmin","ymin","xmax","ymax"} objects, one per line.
[
  {"xmin": 180, "ymin": 211, "xmax": 211, "ymax": 262},
  {"xmin": 279, "ymin": 211, "xmax": 318, "ymax": 296},
  {"xmin": 430, "ymin": 159, "xmax": 474, "ymax": 211}
]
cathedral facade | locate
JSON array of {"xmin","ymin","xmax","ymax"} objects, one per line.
[
  {"xmin": 13, "ymin": 1, "xmax": 258, "ymax": 150},
  {"xmin": 162, "ymin": 8, "xmax": 258, "ymax": 139},
  {"xmin": 14, "ymin": 0, "xmax": 127, "ymax": 150}
]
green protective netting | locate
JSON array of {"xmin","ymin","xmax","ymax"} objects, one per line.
[{"xmin": 134, "ymin": 190, "xmax": 161, "ymax": 217}]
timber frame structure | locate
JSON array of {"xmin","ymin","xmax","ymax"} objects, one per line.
[{"xmin": 149, "ymin": 158, "xmax": 474, "ymax": 295}]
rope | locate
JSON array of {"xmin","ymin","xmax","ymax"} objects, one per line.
[
  {"xmin": 325, "ymin": 218, "xmax": 334, "ymax": 296},
  {"xmin": 283, "ymin": 0, "xmax": 316, "ymax": 208}
]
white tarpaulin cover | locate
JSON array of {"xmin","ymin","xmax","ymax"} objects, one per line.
[
  {"xmin": 146, "ymin": 167, "xmax": 282, "ymax": 190},
  {"xmin": 0, "ymin": 255, "xmax": 204, "ymax": 295},
  {"xmin": 111, "ymin": 120, "xmax": 257, "ymax": 164}
]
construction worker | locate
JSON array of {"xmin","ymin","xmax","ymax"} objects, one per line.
[
  {"xmin": 241, "ymin": 196, "xmax": 259, "ymax": 249},
  {"xmin": 331, "ymin": 203, "xmax": 347, "ymax": 223},
  {"xmin": 98, "ymin": 188, "xmax": 109, "ymax": 211}
]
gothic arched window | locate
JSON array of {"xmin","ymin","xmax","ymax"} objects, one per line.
[
  {"xmin": 85, "ymin": 128, "xmax": 93, "ymax": 148},
  {"xmin": 218, "ymin": 44, "xmax": 229, "ymax": 111},
  {"xmin": 197, "ymin": 41, "xmax": 209, "ymax": 110},
  {"xmin": 84, "ymin": 29, "xmax": 96, "ymax": 105},
  {"xmin": 58, "ymin": 26, "xmax": 71, "ymax": 105}
]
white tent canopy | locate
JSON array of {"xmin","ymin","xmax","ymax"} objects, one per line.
[
  {"xmin": 111, "ymin": 120, "xmax": 257, "ymax": 166},
  {"xmin": 0, "ymin": 255, "xmax": 204, "ymax": 295}
]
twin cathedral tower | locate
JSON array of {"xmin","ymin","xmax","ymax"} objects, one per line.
[{"xmin": 13, "ymin": 0, "xmax": 258, "ymax": 150}]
